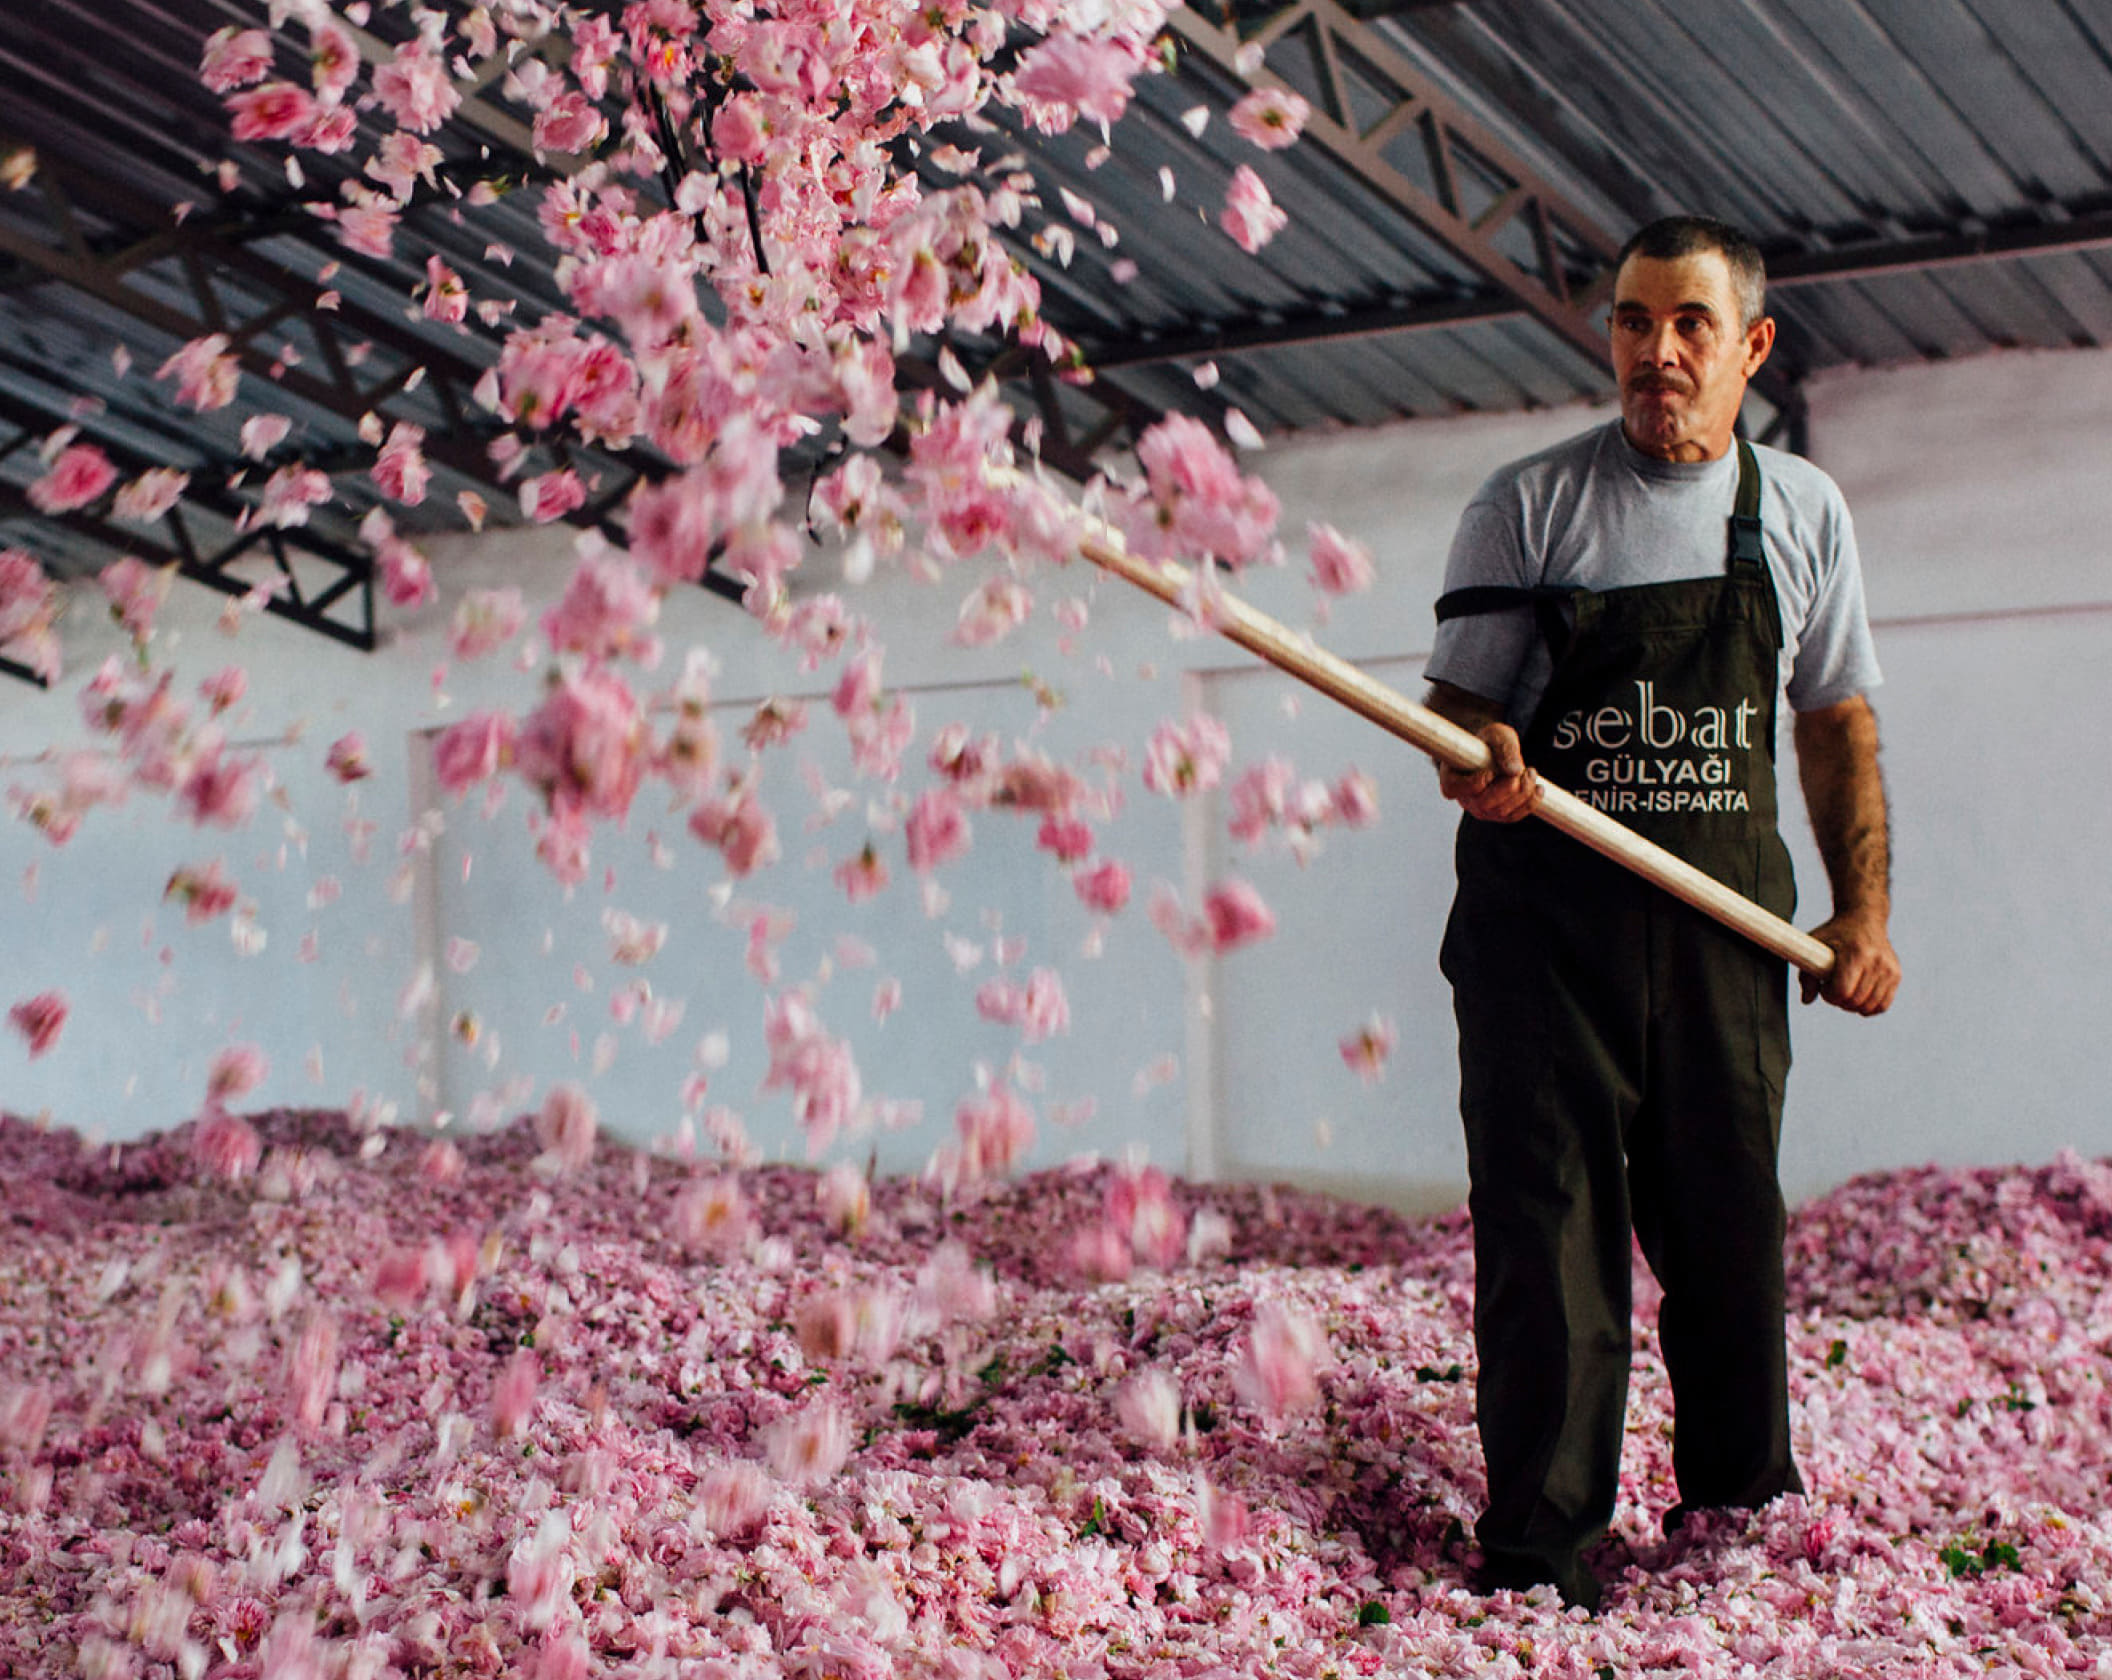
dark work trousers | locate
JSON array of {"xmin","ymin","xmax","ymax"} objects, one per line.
[{"xmin": 1441, "ymin": 821, "xmax": 1801, "ymax": 1587}]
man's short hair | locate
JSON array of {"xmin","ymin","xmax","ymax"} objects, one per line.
[{"xmin": 1615, "ymin": 216, "xmax": 1767, "ymax": 331}]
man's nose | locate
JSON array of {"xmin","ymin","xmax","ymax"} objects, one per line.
[{"xmin": 1641, "ymin": 320, "xmax": 1681, "ymax": 364}]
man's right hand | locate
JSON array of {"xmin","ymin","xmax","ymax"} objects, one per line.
[{"xmin": 1437, "ymin": 721, "xmax": 1538, "ymax": 822}]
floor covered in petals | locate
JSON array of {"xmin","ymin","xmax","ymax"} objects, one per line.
[{"xmin": 5, "ymin": 1111, "xmax": 2111, "ymax": 1678}]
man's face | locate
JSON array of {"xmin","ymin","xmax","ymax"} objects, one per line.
[{"xmin": 1609, "ymin": 249, "xmax": 1774, "ymax": 463}]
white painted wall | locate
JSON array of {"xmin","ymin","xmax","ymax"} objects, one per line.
[{"xmin": 4, "ymin": 342, "xmax": 2109, "ymax": 1207}]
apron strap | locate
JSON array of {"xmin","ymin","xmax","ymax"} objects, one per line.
[
  {"xmin": 1434, "ymin": 584, "xmax": 1581, "ymax": 659},
  {"xmin": 1730, "ymin": 437, "xmax": 1765, "ymax": 575},
  {"xmin": 1435, "ymin": 439, "xmax": 1771, "ymax": 646}
]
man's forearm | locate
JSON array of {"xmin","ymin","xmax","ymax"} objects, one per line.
[{"xmin": 1793, "ymin": 696, "xmax": 1891, "ymax": 922}]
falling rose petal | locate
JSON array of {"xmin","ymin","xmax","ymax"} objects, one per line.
[
  {"xmin": 952, "ymin": 575, "xmax": 1034, "ymax": 647},
  {"xmin": 1202, "ymin": 879, "xmax": 1276, "ymax": 953},
  {"xmin": 1115, "ymin": 1368, "xmax": 1182, "ymax": 1451},
  {"xmin": 1133, "ymin": 1053, "xmax": 1179, "ymax": 1094},
  {"xmin": 239, "ymin": 413, "xmax": 293, "ymax": 460},
  {"xmin": 113, "ymin": 467, "xmax": 189, "ymax": 523},
  {"xmin": 1307, "ymin": 521, "xmax": 1376, "ymax": 596},
  {"xmin": 324, "ymin": 733, "xmax": 371, "ymax": 784},
  {"xmin": 975, "ymin": 968, "xmax": 1071, "ymax": 1043},
  {"xmin": 193, "ymin": 1110, "xmax": 262, "ymax": 1180},
  {"xmin": 491, "ymin": 1349, "xmax": 539, "ymax": 1437},
  {"xmin": 205, "ymin": 1043, "xmax": 267, "ymax": 1105},
  {"xmin": 905, "ymin": 788, "xmax": 972, "ymax": 874},
  {"xmin": 7, "ymin": 991, "xmax": 67, "ymax": 1058},
  {"xmin": 533, "ymin": 1083, "xmax": 598, "ymax": 1174},
  {"xmin": 834, "ymin": 842, "xmax": 890, "ymax": 903},
  {"xmin": 1220, "ymin": 165, "xmax": 1288, "ymax": 255},
  {"xmin": 1338, "ymin": 1013, "xmax": 1397, "ymax": 1083},
  {"xmin": 1233, "ymin": 1300, "xmax": 1326, "ymax": 1418},
  {"xmin": 872, "ymin": 977, "xmax": 902, "ymax": 1022},
  {"xmin": 157, "ymin": 334, "xmax": 239, "ymax": 410},
  {"xmin": 602, "ymin": 909, "xmax": 668, "ymax": 966},
  {"xmin": 1196, "ymin": 1473, "xmax": 1251, "ymax": 1549},
  {"xmin": 1179, "ymin": 105, "xmax": 1209, "ymax": 138},
  {"xmin": 1223, "ymin": 408, "xmax": 1265, "ymax": 451},
  {"xmin": 764, "ymin": 1398, "xmax": 852, "ymax": 1486}
]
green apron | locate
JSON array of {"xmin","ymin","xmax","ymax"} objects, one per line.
[{"xmin": 1436, "ymin": 441, "xmax": 1801, "ymax": 1599}]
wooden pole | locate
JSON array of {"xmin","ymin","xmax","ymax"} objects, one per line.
[{"xmin": 1076, "ymin": 533, "xmax": 1836, "ymax": 978}]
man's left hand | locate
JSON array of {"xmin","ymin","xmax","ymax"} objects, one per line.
[{"xmin": 1800, "ymin": 912, "xmax": 1901, "ymax": 1015}]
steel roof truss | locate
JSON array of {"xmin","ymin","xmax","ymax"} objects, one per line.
[{"xmin": 1171, "ymin": 0, "xmax": 1623, "ymax": 363}]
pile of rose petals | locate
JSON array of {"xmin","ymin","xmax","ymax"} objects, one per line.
[{"xmin": 4, "ymin": 1109, "xmax": 2112, "ymax": 1678}]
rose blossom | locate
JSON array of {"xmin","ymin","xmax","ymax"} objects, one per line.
[
  {"xmin": 113, "ymin": 468, "xmax": 189, "ymax": 524},
  {"xmin": 515, "ymin": 664, "xmax": 647, "ymax": 824},
  {"xmin": 369, "ymin": 44, "xmax": 459, "ymax": 134},
  {"xmin": 1143, "ymin": 714, "xmax": 1232, "ymax": 797},
  {"xmin": 955, "ymin": 1083, "xmax": 1036, "ymax": 1179},
  {"xmin": 226, "ymin": 82, "xmax": 315, "ymax": 142},
  {"xmin": 98, "ymin": 556, "xmax": 172, "ymax": 642},
  {"xmin": 205, "ymin": 1043, "xmax": 267, "ymax": 1105},
  {"xmin": 1307, "ymin": 521, "xmax": 1376, "ymax": 595},
  {"xmin": 689, "ymin": 787, "xmax": 779, "ymax": 878},
  {"xmin": 975, "ymin": 968, "xmax": 1070, "ymax": 1043},
  {"xmin": 370, "ymin": 422, "xmax": 430, "ymax": 505},
  {"xmin": 157, "ymin": 335, "xmax": 240, "ymax": 411},
  {"xmin": 450, "ymin": 588, "xmax": 526, "ymax": 660},
  {"xmin": 432, "ymin": 711, "xmax": 516, "ymax": 795},
  {"xmin": 27, "ymin": 444, "xmax": 117, "ymax": 515},
  {"xmin": 1074, "ymin": 859, "xmax": 1132, "ymax": 914},
  {"xmin": 199, "ymin": 26, "xmax": 273, "ymax": 92},
  {"xmin": 1228, "ymin": 85, "xmax": 1312, "ymax": 150},
  {"xmin": 1203, "ymin": 879, "xmax": 1276, "ymax": 953},
  {"xmin": 324, "ymin": 733, "xmax": 370, "ymax": 784},
  {"xmin": 193, "ymin": 1111, "xmax": 262, "ymax": 1180},
  {"xmin": 1234, "ymin": 1301, "xmax": 1325, "ymax": 1418},
  {"xmin": 534, "ymin": 1083, "xmax": 598, "ymax": 1173},
  {"xmin": 905, "ymin": 787, "xmax": 971, "ymax": 873},
  {"xmin": 1221, "ymin": 165, "xmax": 1289, "ymax": 255}
]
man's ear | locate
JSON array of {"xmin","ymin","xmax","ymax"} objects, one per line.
[{"xmin": 1744, "ymin": 315, "xmax": 1777, "ymax": 377}]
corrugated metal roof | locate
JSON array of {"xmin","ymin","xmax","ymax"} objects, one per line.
[
  {"xmin": 1375, "ymin": 0, "xmax": 2112, "ymax": 378},
  {"xmin": 2, "ymin": 0, "xmax": 2109, "ymax": 610}
]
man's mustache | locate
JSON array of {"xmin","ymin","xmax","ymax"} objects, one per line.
[{"xmin": 1627, "ymin": 372, "xmax": 1693, "ymax": 396}]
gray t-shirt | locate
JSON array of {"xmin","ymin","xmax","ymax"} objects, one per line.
[{"xmin": 1426, "ymin": 420, "xmax": 1881, "ymax": 732}]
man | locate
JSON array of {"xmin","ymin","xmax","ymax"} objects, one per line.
[{"xmin": 1423, "ymin": 215, "xmax": 1901, "ymax": 1610}]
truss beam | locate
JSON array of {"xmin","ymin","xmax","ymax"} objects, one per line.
[
  {"xmin": 1082, "ymin": 292, "xmax": 1517, "ymax": 371},
  {"xmin": 1087, "ymin": 205, "xmax": 2112, "ymax": 377},
  {"xmin": 1170, "ymin": 0, "xmax": 1621, "ymax": 368},
  {"xmin": 1767, "ymin": 212, "xmax": 2112, "ymax": 289},
  {"xmin": 0, "ymin": 653, "xmax": 51, "ymax": 689},
  {"xmin": 0, "ymin": 385, "xmax": 376, "ymax": 655},
  {"xmin": 0, "ymin": 140, "xmax": 677, "ymax": 529}
]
